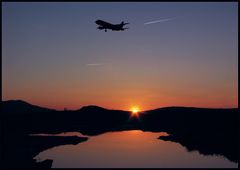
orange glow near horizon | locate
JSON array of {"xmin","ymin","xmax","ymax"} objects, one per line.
[
  {"xmin": 130, "ymin": 106, "xmax": 140, "ymax": 117},
  {"xmin": 2, "ymin": 94, "xmax": 238, "ymax": 111}
]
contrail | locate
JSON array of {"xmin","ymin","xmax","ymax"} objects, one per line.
[
  {"xmin": 144, "ymin": 17, "xmax": 178, "ymax": 25},
  {"xmin": 86, "ymin": 63, "xmax": 104, "ymax": 66}
]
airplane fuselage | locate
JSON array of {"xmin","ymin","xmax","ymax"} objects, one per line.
[{"xmin": 95, "ymin": 20, "xmax": 129, "ymax": 32}]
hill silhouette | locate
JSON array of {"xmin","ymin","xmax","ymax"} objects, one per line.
[
  {"xmin": 2, "ymin": 100, "xmax": 55, "ymax": 115},
  {"xmin": 1, "ymin": 100, "xmax": 238, "ymax": 168},
  {"xmin": 79, "ymin": 105, "xmax": 109, "ymax": 111}
]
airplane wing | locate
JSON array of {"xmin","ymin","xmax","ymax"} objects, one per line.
[{"xmin": 97, "ymin": 26, "xmax": 105, "ymax": 30}]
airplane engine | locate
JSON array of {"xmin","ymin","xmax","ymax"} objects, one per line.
[{"xmin": 98, "ymin": 26, "xmax": 104, "ymax": 30}]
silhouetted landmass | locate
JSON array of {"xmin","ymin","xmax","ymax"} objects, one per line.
[
  {"xmin": 159, "ymin": 134, "xmax": 237, "ymax": 163},
  {"xmin": 1, "ymin": 100, "xmax": 238, "ymax": 168},
  {"xmin": 1, "ymin": 100, "xmax": 130, "ymax": 135},
  {"xmin": 139, "ymin": 107, "xmax": 238, "ymax": 163},
  {"xmin": 2, "ymin": 100, "xmax": 56, "ymax": 115},
  {"xmin": 1, "ymin": 133, "xmax": 88, "ymax": 168}
]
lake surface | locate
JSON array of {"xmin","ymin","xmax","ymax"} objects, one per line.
[{"xmin": 34, "ymin": 130, "xmax": 237, "ymax": 168}]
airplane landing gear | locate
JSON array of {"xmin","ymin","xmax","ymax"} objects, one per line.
[{"xmin": 105, "ymin": 29, "xmax": 107, "ymax": 32}]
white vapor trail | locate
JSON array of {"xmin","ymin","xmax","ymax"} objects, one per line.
[
  {"xmin": 144, "ymin": 17, "xmax": 178, "ymax": 25},
  {"xmin": 86, "ymin": 63, "xmax": 104, "ymax": 66}
]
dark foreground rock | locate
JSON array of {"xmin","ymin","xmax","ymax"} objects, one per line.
[
  {"xmin": 159, "ymin": 133, "xmax": 237, "ymax": 163},
  {"xmin": 2, "ymin": 134, "xmax": 88, "ymax": 168}
]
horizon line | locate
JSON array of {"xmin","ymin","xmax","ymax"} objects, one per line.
[{"xmin": 3, "ymin": 99, "xmax": 237, "ymax": 112}]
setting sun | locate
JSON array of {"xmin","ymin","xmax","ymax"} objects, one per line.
[{"xmin": 131, "ymin": 107, "xmax": 140, "ymax": 116}]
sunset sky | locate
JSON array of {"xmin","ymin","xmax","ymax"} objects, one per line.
[{"xmin": 2, "ymin": 2, "xmax": 238, "ymax": 111}]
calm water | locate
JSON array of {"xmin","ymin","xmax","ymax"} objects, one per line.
[{"xmin": 34, "ymin": 130, "xmax": 237, "ymax": 168}]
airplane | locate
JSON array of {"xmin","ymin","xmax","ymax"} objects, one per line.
[{"xmin": 95, "ymin": 20, "xmax": 129, "ymax": 32}]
